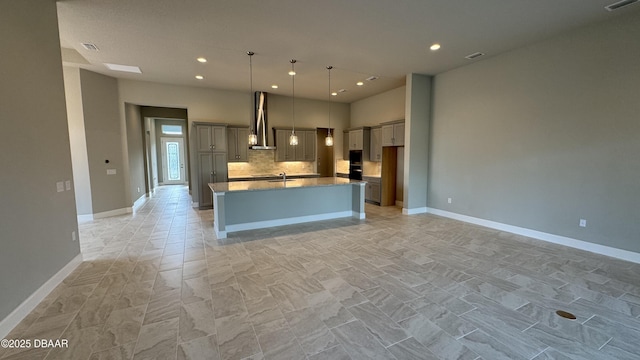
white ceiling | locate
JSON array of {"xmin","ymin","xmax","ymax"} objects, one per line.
[{"xmin": 56, "ymin": 0, "xmax": 639, "ymax": 103}]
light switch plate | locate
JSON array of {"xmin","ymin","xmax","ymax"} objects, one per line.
[
  {"xmin": 65, "ymin": 180, "xmax": 71, "ymax": 191},
  {"xmin": 56, "ymin": 181, "xmax": 64, "ymax": 192},
  {"xmin": 107, "ymin": 169, "xmax": 117, "ymax": 175}
]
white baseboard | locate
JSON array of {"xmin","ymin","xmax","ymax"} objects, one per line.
[
  {"xmin": 427, "ymin": 207, "xmax": 640, "ymax": 264},
  {"xmin": 132, "ymin": 194, "xmax": 147, "ymax": 213},
  {"xmin": 0, "ymin": 253, "xmax": 83, "ymax": 338},
  {"xmin": 402, "ymin": 207, "xmax": 427, "ymax": 215},
  {"xmin": 352, "ymin": 211, "xmax": 366, "ymax": 220},
  {"xmin": 77, "ymin": 214, "xmax": 93, "ymax": 223},
  {"xmin": 92, "ymin": 207, "xmax": 130, "ymax": 219}
]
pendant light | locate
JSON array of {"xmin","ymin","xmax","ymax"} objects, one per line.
[
  {"xmin": 247, "ymin": 51, "xmax": 258, "ymax": 146},
  {"xmin": 325, "ymin": 66, "xmax": 334, "ymax": 147},
  {"xmin": 289, "ymin": 59, "xmax": 298, "ymax": 146}
]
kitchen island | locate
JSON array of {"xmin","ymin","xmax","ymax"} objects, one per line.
[{"xmin": 209, "ymin": 177, "xmax": 366, "ymax": 239}]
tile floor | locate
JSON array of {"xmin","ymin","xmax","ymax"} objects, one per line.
[{"xmin": 2, "ymin": 185, "xmax": 640, "ymax": 360}]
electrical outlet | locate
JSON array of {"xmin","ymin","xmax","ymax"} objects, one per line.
[
  {"xmin": 107, "ymin": 169, "xmax": 117, "ymax": 175},
  {"xmin": 579, "ymin": 219, "xmax": 587, "ymax": 227},
  {"xmin": 56, "ymin": 181, "xmax": 64, "ymax": 192},
  {"xmin": 137, "ymin": 187, "xmax": 140, "ymax": 193},
  {"xmin": 447, "ymin": 198, "xmax": 452, "ymax": 204},
  {"xmin": 65, "ymin": 180, "xmax": 71, "ymax": 191},
  {"xmin": 72, "ymin": 231, "xmax": 77, "ymax": 241}
]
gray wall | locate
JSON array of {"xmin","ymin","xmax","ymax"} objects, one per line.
[
  {"xmin": 0, "ymin": 0, "xmax": 80, "ymax": 321},
  {"xmin": 350, "ymin": 86, "xmax": 406, "ymax": 127},
  {"xmin": 124, "ymin": 103, "xmax": 145, "ymax": 203},
  {"xmin": 429, "ymin": 10, "xmax": 640, "ymax": 253},
  {"xmin": 80, "ymin": 69, "xmax": 128, "ymax": 214}
]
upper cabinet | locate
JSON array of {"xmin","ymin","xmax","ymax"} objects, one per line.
[
  {"xmin": 348, "ymin": 127, "xmax": 370, "ymax": 160},
  {"xmin": 274, "ymin": 128, "xmax": 316, "ymax": 162},
  {"xmin": 227, "ymin": 127, "xmax": 249, "ymax": 162},
  {"xmin": 370, "ymin": 126, "xmax": 382, "ymax": 162},
  {"xmin": 381, "ymin": 120, "xmax": 405, "ymax": 147},
  {"xmin": 197, "ymin": 124, "xmax": 227, "ymax": 152},
  {"xmin": 343, "ymin": 130, "xmax": 349, "ymax": 160}
]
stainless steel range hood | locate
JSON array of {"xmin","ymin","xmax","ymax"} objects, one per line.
[{"xmin": 250, "ymin": 91, "xmax": 276, "ymax": 150}]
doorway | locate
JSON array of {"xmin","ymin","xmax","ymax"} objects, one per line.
[
  {"xmin": 316, "ymin": 128, "xmax": 335, "ymax": 177},
  {"xmin": 161, "ymin": 137, "xmax": 186, "ymax": 184}
]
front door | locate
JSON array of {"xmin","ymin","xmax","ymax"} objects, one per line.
[{"xmin": 161, "ymin": 137, "xmax": 186, "ymax": 184}]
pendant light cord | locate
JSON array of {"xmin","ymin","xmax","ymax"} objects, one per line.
[
  {"xmin": 291, "ymin": 59, "xmax": 296, "ymax": 134},
  {"xmin": 327, "ymin": 66, "xmax": 332, "ymax": 136},
  {"xmin": 248, "ymin": 52, "xmax": 254, "ymax": 133}
]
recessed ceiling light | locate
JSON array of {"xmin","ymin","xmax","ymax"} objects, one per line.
[
  {"xmin": 430, "ymin": 43, "xmax": 441, "ymax": 51},
  {"xmin": 356, "ymin": 81, "xmax": 364, "ymax": 86},
  {"xmin": 331, "ymin": 92, "xmax": 337, "ymax": 96},
  {"xmin": 195, "ymin": 75, "xmax": 204, "ymax": 80},
  {"xmin": 104, "ymin": 63, "xmax": 142, "ymax": 73},
  {"xmin": 271, "ymin": 85, "xmax": 278, "ymax": 89},
  {"xmin": 197, "ymin": 57, "xmax": 207, "ymax": 63}
]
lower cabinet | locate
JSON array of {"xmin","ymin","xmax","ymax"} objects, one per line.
[
  {"xmin": 363, "ymin": 176, "xmax": 381, "ymax": 205},
  {"xmin": 198, "ymin": 152, "xmax": 228, "ymax": 209}
]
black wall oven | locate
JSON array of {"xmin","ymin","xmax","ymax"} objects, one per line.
[{"xmin": 349, "ymin": 150, "xmax": 362, "ymax": 180}]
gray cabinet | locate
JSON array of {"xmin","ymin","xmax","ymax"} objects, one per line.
[
  {"xmin": 370, "ymin": 127, "xmax": 382, "ymax": 162},
  {"xmin": 197, "ymin": 124, "xmax": 226, "ymax": 151},
  {"xmin": 381, "ymin": 121, "xmax": 405, "ymax": 147},
  {"xmin": 227, "ymin": 127, "xmax": 249, "ymax": 162},
  {"xmin": 363, "ymin": 176, "xmax": 381, "ymax": 205},
  {"xmin": 198, "ymin": 152, "xmax": 228, "ymax": 208},
  {"xmin": 275, "ymin": 128, "xmax": 316, "ymax": 162},
  {"xmin": 348, "ymin": 127, "xmax": 370, "ymax": 160},
  {"xmin": 195, "ymin": 123, "xmax": 228, "ymax": 209}
]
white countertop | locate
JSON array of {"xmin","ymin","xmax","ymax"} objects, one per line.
[{"xmin": 210, "ymin": 177, "xmax": 364, "ymax": 193}]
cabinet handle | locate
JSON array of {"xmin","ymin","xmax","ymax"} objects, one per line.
[{"xmin": 212, "ymin": 145, "xmax": 215, "ymax": 149}]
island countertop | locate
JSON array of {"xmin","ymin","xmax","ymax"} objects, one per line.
[{"xmin": 209, "ymin": 177, "xmax": 364, "ymax": 193}]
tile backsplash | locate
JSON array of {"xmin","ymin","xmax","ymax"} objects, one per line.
[{"xmin": 227, "ymin": 149, "xmax": 316, "ymax": 177}]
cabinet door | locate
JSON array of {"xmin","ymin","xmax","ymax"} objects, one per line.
[
  {"xmin": 371, "ymin": 183, "xmax": 381, "ymax": 203},
  {"xmin": 211, "ymin": 126, "xmax": 226, "ymax": 151},
  {"xmin": 349, "ymin": 129, "xmax": 363, "ymax": 150},
  {"xmin": 365, "ymin": 183, "xmax": 372, "ymax": 201},
  {"xmin": 235, "ymin": 127, "xmax": 249, "ymax": 161},
  {"xmin": 212, "ymin": 152, "xmax": 228, "ymax": 183},
  {"xmin": 394, "ymin": 123, "xmax": 405, "ymax": 146},
  {"xmin": 303, "ymin": 130, "xmax": 316, "ymax": 161},
  {"xmin": 275, "ymin": 129, "xmax": 290, "ymax": 162},
  {"xmin": 227, "ymin": 128, "xmax": 238, "ymax": 161},
  {"xmin": 197, "ymin": 125, "xmax": 213, "ymax": 151},
  {"xmin": 381, "ymin": 125, "xmax": 394, "ymax": 147},
  {"xmin": 370, "ymin": 128, "xmax": 381, "ymax": 162},
  {"xmin": 199, "ymin": 153, "xmax": 214, "ymax": 208}
]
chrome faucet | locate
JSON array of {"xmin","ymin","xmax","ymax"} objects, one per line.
[{"xmin": 279, "ymin": 172, "xmax": 287, "ymax": 182}]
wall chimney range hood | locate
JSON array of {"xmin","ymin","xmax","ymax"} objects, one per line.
[{"xmin": 251, "ymin": 91, "xmax": 276, "ymax": 150}]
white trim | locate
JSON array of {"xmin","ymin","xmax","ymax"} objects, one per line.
[
  {"xmin": 92, "ymin": 207, "xmax": 130, "ymax": 219},
  {"xmin": 402, "ymin": 207, "xmax": 427, "ymax": 215},
  {"xmin": 427, "ymin": 207, "xmax": 640, "ymax": 264},
  {"xmin": 77, "ymin": 214, "xmax": 93, "ymax": 223},
  {"xmin": 0, "ymin": 253, "xmax": 83, "ymax": 338},
  {"xmin": 132, "ymin": 194, "xmax": 147, "ymax": 213},
  {"xmin": 219, "ymin": 211, "xmax": 354, "ymax": 239},
  {"xmin": 352, "ymin": 211, "xmax": 366, "ymax": 220}
]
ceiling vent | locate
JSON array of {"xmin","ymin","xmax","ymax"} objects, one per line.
[
  {"xmin": 465, "ymin": 52, "xmax": 485, "ymax": 60},
  {"xmin": 605, "ymin": 0, "xmax": 638, "ymax": 11},
  {"xmin": 366, "ymin": 76, "xmax": 379, "ymax": 81},
  {"xmin": 81, "ymin": 43, "xmax": 99, "ymax": 51}
]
